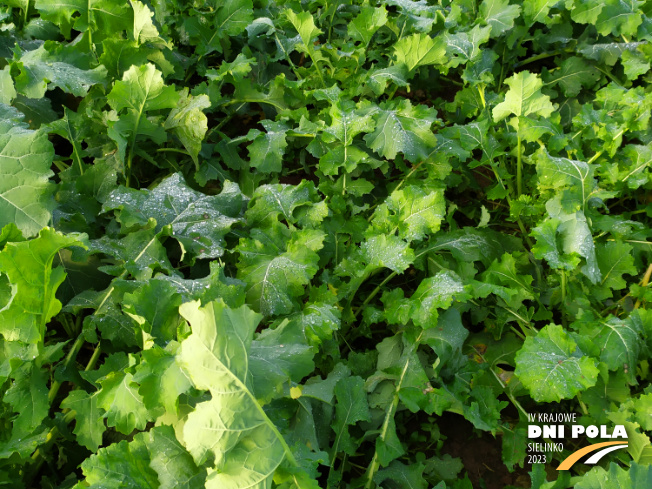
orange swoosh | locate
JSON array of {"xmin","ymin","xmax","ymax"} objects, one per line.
[{"xmin": 557, "ymin": 441, "xmax": 628, "ymax": 470}]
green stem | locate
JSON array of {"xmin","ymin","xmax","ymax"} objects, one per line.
[
  {"xmin": 516, "ymin": 132, "xmax": 523, "ymax": 197},
  {"xmin": 156, "ymin": 147, "xmax": 191, "ymax": 156},
  {"xmin": 85, "ymin": 343, "xmax": 102, "ymax": 371},
  {"xmin": 560, "ymin": 269, "xmax": 567, "ymax": 324},
  {"xmin": 514, "ymin": 48, "xmax": 573, "ymax": 69},
  {"xmin": 352, "ymin": 271, "xmax": 397, "ymax": 319},
  {"xmin": 48, "ymin": 334, "xmax": 86, "ymax": 404},
  {"xmin": 364, "ymin": 333, "xmax": 422, "ymax": 489}
]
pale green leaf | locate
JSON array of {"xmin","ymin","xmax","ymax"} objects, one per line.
[
  {"xmin": 164, "ymin": 89, "xmax": 210, "ymax": 165},
  {"xmin": 178, "ymin": 300, "xmax": 292, "ymax": 487},
  {"xmin": 0, "ymin": 116, "xmax": 55, "ymax": 236},
  {"xmin": 0, "ymin": 228, "xmax": 83, "ymax": 346},
  {"xmin": 492, "ymin": 71, "xmax": 554, "ymax": 122},
  {"xmin": 479, "ymin": 0, "xmax": 521, "ymax": 36},
  {"xmin": 348, "ymin": 5, "xmax": 387, "ymax": 46},
  {"xmin": 393, "ymin": 33, "xmax": 446, "ymax": 72}
]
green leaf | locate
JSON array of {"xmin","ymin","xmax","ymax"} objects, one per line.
[
  {"xmin": 182, "ymin": 0, "xmax": 253, "ymax": 56},
  {"xmin": 361, "ymin": 235, "xmax": 415, "ymax": 274},
  {"xmin": 4, "ymin": 363, "xmax": 49, "ymax": 437},
  {"xmin": 80, "ymin": 436, "xmax": 159, "ymax": 488},
  {"xmin": 60, "ymin": 390, "xmax": 106, "ymax": 452},
  {"xmin": 35, "ymin": 0, "xmax": 129, "ymax": 39},
  {"xmin": 0, "ymin": 228, "xmax": 83, "ymax": 347},
  {"xmin": 523, "ymin": 0, "xmax": 558, "ymax": 25},
  {"xmin": 515, "ymin": 324, "xmax": 599, "ymax": 402},
  {"xmin": 569, "ymin": 0, "xmax": 604, "ymax": 24},
  {"xmin": 0, "ymin": 66, "xmax": 16, "ymax": 104},
  {"xmin": 331, "ymin": 376, "xmax": 371, "ymax": 456},
  {"xmin": 492, "ymin": 71, "xmax": 554, "ymax": 123},
  {"xmin": 147, "ymin": 425, "xmax": 207, "ymax": 489},
  {"xmin": 164, "ymin": 89, "xmax": 210, "ymax": 166},
  {"xmin": 545, "ymin": 56, "xmax": 600, "ymax": 97},
  {"xmin": 0, "ymin": 114, "xmax": 55, "ymax": 237},
  {"xmin": 544, "ymin": 208, "xmax": 601, "ymax": 285},
  {"xmin": 596, "ymin": 241, "xmax": 637, "ymax": 298},
  {"xmin": 247, "ymin": 120, "xmax": 289, "ymax": 173},
  {"xmin": 96, "ymin": 361, "xmax": 151, "ymax": 435},
  {"xmin": 348, "ymin": 5, "xmax": 388, "ymax": 46},
  {"xmin": 178, "ymin": 300, "xmax": 296, "ymax": 487},
  {"xmin": 103, "ymin": 173, "xmax": 243, "ymax": 261},
  {"xmin": 236, "ymin": 224, "xmax": 324, "ymax": 316},
  {"xmin": 576, "ymin": 314, "xmax": 643, "ymax": 384},
  {"xmin": 249, "ymin": 320, "xmax": 315, "ymax": 402},
  {"xmin": 619, "ymin": 143, "xmax": 652, "ymax": 189},
  {"xmin": 107, "ymin": 63, "xmax": 179, "ymax": 163},
  {"xmin": 531, "ymin": 218, "xmax": 579, "ymax": 271},
  {"xmin": 393, "ymin": 33, "xmax": 446, "ymax": 72},
  {"xmin": 12, "ymin": 43, "xmax": 107, "ymax": 99},
  {"xmin": 285, "ymin": 9, "xmax": 322, "ymax": 58},
  {"xmin": 375, "ymin": 461, "xmax": 427, "ymax": 489},
  {"xmin": 595, "ymin": 0, "xmax": 643, "ymax": 37},
  {"xmin": 130, "ymin": 0, "xmax": 161, "ymax": 45},
  {"xmin": 479, "ymin": 0, "xmax": 521, "ymax": 37},
  {"xmin": 133, "ymin": 344, "xmax": 191, "ymax": 417},
  {"xmin": 122, "ymin": 279, "xmax": 182, "ymax": 345},
  {"xmin": 444, "ymin": 25, "xmax": 492, "ymax": 68},
  {"xmin": 422, "ymin": 308, "xmax": 470, "ymax": 371},
  {"xmin": 364, "ymin": 65, "xmax": 410, "ymax": 96},
  {"xmin": 410, "ymin": 272, "xmax": 471, "ymax": 328},
  {"xmin": 365, "ymin": 99, "xmax": 439, "ymax": 163},
  {"xmin": 387, "ymin": 185, "xmax": 445, "ymax": 241}
]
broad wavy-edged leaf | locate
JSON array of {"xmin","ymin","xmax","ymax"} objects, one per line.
[
  {"xmin": 182, "ymin": 0, "xmax": 253, "ymax": 56},
  {"xmin": 0, "ymin": 228, "xmax": 83, "ymax": 347},
  {"xmin": 12, "ymin": 43, "xmax": 107, "ymax": 99},
  {"xmin": 178, "ymin": 300, "xmax": 302, "ymax": 489},
  {"xmin": 364, "ymin": 99, "xmax": 439, "ymax": 163},
  {"xmin": 164, "ymin": 89, "xmax": 210, "ymax": 165},
  {"xmin": 348, "ymin": 5, "xmax": 387, "ymax": 46},
  {"xmin": 410, "ymin": 272, "xmax": 471, "ymax": 327},
  {"xmin": 515, "ymin": 324, "xmax": 599, "ymax": 402},
  {"xmin": 619, "ymin": 143, "xmax": 652, "ymax": 189},
  {"xmin": 237, "ymin": 224, "xmax": 324, "ymax": 316},
  {"xmin": 0, "ymin": 67, "xmax": 16, "ymax": 104},
  {"xmin": 35, "ymin": 0, "xmax": 128, "ymax": 38},
  {"xmin": 60, "ymin": 389, "xmax": 105, "ymax": 452},
  {"xmin": 595, "ymin": 0, "xmax": 644, "ymax": 37},
  {"xmin": 79, "ymin": 427, "xmax": 207, "ymax": 489},
  {"xmin": 0, "ymin": 113, "xmax": 55, "ymax": 236},
  {"xmin": 393, "ymin": 33, "xmax": 446, "ymax": 72},
  {"xmin": 331, "ymin": 376, "xmax": 371, "ymax": 457},
  {"xmin": 535, "ymin": 150, "xmax": 595, "ymax": 208},
  {"xmin": 387, "ymin": 185, "xmax": 445, "ymax": 241},
  {"xmin": 492, "ymin": 70, "xmax": 554, "ymax": 122},
  {"xmin": 544, "ymin": 56, "xmax": 600, "ymax": 97},
  {"xmin": 523, "ymin": 0, "xmax": 558, "ymax": 25},
  {"xmin": 106, "ymin": 63, "xmax": 179, "ymax": 163},
  {"xmin": 247, "ymin": 120, "xmax": 289, "ymax": 173},
  {"xmin": 103, "ymin": 173, "xmax": 243, "ymax": 261},
  {"xmin": 361, "ymin": 235, "xmax": 415, "ymax": 274},
  {"xmin": 444, "ymin": 25, "xmax": 492, "ymax": 68},
  {"xmin": 96, "ymin": 363, "xmax": 151, "ymax": 435},
  {"xmin": 479, "ymin": 0, "xmax": 521, "ymax": 37},
  {"xmin": 577, "ymin": 314, "xmax": 643, "ymax": 384},
  {"xmin": 133, "ymin": 344, "xmax": 192, "ymax": 417},
  {"xmin": 4, "ymin": 363, "xmax": 49, "ymax": 438},
  {"xmin": 80, "ymin": 436, "xmax": 159, "ymax": 488}
]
